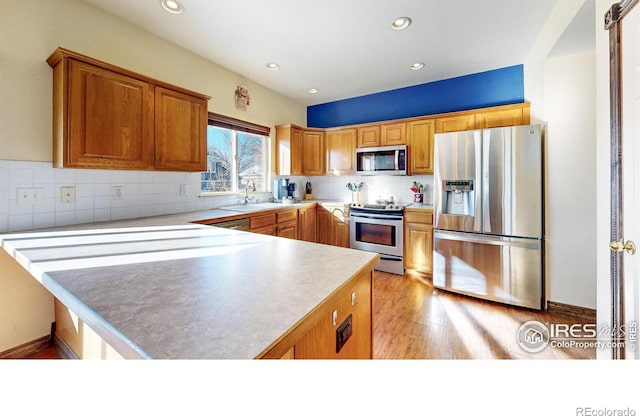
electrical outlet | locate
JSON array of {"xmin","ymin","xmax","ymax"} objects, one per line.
[
  {"xmin": 112, "ymin": 185, "xmax": 124, "ymax": 200},
  {"xmin": 32, "ymin": 188, "xmax": 44, "ymax": 205},
  {"xmin": 60, "ymin": 186, "xmax": 76, "ymax": 203},
  {"xmin": 17, "ymin": 188, "xmax": 33, "ymax": 205},
  {"xmin": 179, "ymin": 184, "xmax": 188, "ymax": 196},
  {"xmin": 17, "ymin": 188, "xmax": 45, "ymax": 205}
]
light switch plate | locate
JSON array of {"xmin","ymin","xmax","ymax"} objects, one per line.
[{"xmin": 112, "ymin": 185, "xmax": 124, "ymax": 200}]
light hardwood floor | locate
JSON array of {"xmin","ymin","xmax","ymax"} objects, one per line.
[
  {"xmin": 26, "ymin": 271, "xmax": 595, "ymax": 360},
  {"xmin": 373, "ymin": 271, "xmax": 595, "ymax": 359}
]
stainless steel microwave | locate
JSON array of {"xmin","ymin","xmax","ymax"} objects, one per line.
[{"xmin": 356, "ymin": 145, "xmax": 407, "ymax": 175}]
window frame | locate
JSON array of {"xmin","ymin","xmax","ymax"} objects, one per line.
[{"xmin": 201, "ymin": 113, "xmax": 271, "ymax": 195}]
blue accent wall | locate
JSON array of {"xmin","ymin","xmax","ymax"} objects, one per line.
[{"xmin": 307, "ymin": 65, "xmax": 525, "ymax": 128}]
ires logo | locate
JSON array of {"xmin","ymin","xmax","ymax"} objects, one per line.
[
  {"xmin": 517, "ymin": 320, "xmax": 637, "ymax": 353},
  {"xmin": 517, "ymin": 321, "xmax": 550, "ymax": 353}
]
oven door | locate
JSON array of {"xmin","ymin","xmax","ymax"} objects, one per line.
[{"xmin": 349, "ymin": 212, "xmax": 404, "ymax": 258}]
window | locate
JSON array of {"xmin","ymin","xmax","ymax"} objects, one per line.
[{"xmin": 201, "ymin": 113, "xmax": 270, "ymax": 194}]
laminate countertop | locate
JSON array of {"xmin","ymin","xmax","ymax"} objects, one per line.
[{"xmin": 0, "ymin": 205, "xmax": 377, "ymax": 359}]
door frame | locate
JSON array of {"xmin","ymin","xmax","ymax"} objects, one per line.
[{"xmin": 604, "ymin": 0, "xmax": 639, "ymax": 359}]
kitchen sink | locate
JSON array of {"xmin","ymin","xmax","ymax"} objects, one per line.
[{"xmin": 222, "ymin": 202, "xmax": 290, "ymax": 213}]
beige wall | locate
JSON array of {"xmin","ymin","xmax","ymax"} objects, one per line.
[
  {"xmin": 0, "ymin": 0, "xmax": 305, "ymax": 352},
  {"xmin": 523, "ymin": 0, "xmax": 597, "ymax": 309},
  {"xmin": 0, "ymin": 250, "xmax": 54, "ymax": 352},
  {"xmin": 543, "ymin": 50, "xmax": 596, "ymax": 309},
  {"xmin": 0, "ymin": 0, "xmax": 306, "ymax": 162}
]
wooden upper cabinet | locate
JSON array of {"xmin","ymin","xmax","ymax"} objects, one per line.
[
  {"xmin": 357, "ymin": 125, "xmax": 381, "ymax": 148},
  {"xmin": 381, "ymin": 122, "xmax": 407, "ymax": 145},
  {"xmin": 154, "ymin": 87, "xmax": 207, "ymax": 171},
  {"xmin": 474, "ymin": 104, "xmax": 530, "ymax": 129},
  {"xmin": 275, "ymin": 125, "xmax": 303, "ymax": 176},
  {"xmin": 62, "ymin": 59, "xmax": 154, "ymax": 170},
  {"xmin": 435, "ymin": 113, "xmax": 476, "ymax": 133},
  {"xmin": 326, "ymin": 127, "xmax": 356, "ymax": 175},
  {"xmin": 47, "ymin": 47, "xmax": 209, "ymax": 172},
  {"xmin": 302, "ymin": 129, "xmax": 325, "ymax": 176},
  {"xmin": 408, "ymin": 118, "xmax": 435, "ymax": 175},
  {"xmin": 357, "ymin": 122, "xmax": 406, "ymax": 147}
]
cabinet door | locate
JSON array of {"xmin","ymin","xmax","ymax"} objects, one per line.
[
  {"xmin": 298, "ymin": 205, "xmax": 317, "ymax": 242},
  {"xmin": 294, "ymin": 268, "xmax": 372, "ymax": 359},
  {"xmin": 302, "ymin": 130, "xmax": 325, "ymax": 175},
  {"xmin": 475, "ymin": 107, "xmax": 525, "ymax": 129},
  {"xmin": 435, "ymin": 114, "xmax": 476, "ymax": 133},
  {"xmin": 291, "ymin": 128, "xmax": 303, "ymax": 175},
  {"xmin": 277, "ymin": 222, "xmax": 298, "ymax": 239},
  {"xmin": 276, "ymin": 125, "xmax": 303, "ymax": 176},
  {"xmin": 408, "ymin": 119, "xmax": 435, "ymax": 174},
  {"xmin": 66, "ymin": 60, "xmax": 154, "ymax": 169},
  {"xmin": 154, "ymin": 87, "xmax": 207, "ymax": 171},
  {"xmin": 404, "ymin": 211, "xmax": 434, "ymax": 274},
  {"xmin": 316, "ymin": 207, "xmax": 333, "ymax": 245},
  {"xmin": 332, "ymin": 220, "xmax": 350, "ymax": 248},
  {"xmin": 357, "ymin": 126, "xmax": 381, "ymax": 148},
  {"xmin": 326, "ymin": 128, "xmax": 356, "ymax": 175},
  {"xmin": 381, "ymin": 122, "xmax": 407, "ymax": 145}
]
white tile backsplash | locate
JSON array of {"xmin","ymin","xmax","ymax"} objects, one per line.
[
  {"xmin": 0, "ymin": 160, "xmax": 247, "ymax": 232},
  {"xmin": 0, "ymin": 161, "xmax": 435, "ymax": 233},
  {"xmin": 284, "ymin": 174, "xmax": 434, "ymax": 205}
]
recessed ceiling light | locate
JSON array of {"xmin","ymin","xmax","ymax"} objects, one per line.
[
  {"xmin": 160, "ymin": 0, "xmax": 184, "ymax": 14},
  {"xmin": 308, "ymin": 88, "xmax": 319, "ymax": 94},
  {"xmin": 410, "ymin": 62, "xmax": 425, "ymax": 70},
  {"xmin": 266, "ymin": 63, "xmax": 280, "ymax": 70},
  {"xmin": 391, "ymin": 17, "xmax": 411, "ymax": 31}
]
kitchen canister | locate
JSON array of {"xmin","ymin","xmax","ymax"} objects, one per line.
[{"xmin": 413, "ymin": 193, "xmax": 424, "ymax": 204}]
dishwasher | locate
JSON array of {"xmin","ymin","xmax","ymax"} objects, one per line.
[{"xmin": 211, "ymin": 218, "xmax": 250, "ymax": 231}]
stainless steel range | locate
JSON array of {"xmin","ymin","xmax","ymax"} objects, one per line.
[{"xmin": 349, "ymin": 202, "xmax": 405, "ymax": 275}]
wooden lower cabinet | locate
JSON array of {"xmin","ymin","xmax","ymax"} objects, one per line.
[
  {"xmin": 294, "ymin": 267, "xmax": 372, "ymax": 359},
  {"xmin": 250, "ymin": 213, "xmax": 276, "ymax": 235},
  {"xmin": 298, "ymin": 204, "xmax": 317, "ymax": 242},
  {"xmin": 404, "ymin": 209, "xmax": 434, "ymax": 275},
  {"xmin": 276, "ymin": 209, "xmax": 298, "ymax": 239},
  {"xmin": 316, "ymin": 204, "xmax": 349, "ymax": 248},
  {"xmin": 333, "ymin": 220, "xmax": 349, "ymax": 248}
]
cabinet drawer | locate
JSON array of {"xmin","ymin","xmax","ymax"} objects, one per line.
[
  {"xmin": 277, "ymin": 209, "xmax": 298, "ymax": 224},
  {"xmin": 405, "ymin": 211, "xmax": 433, "ymax": 225},
  {"xmin": 251, "ymin": 213, "xmax": 276, "ymax": 229}
]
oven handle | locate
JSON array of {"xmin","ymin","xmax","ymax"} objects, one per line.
[
  {"xmin": 380, "ymin": 255, "xmax": 403, "ymax": 262},
  {"xmin": 350, "ymin": 212, "xmax": 404, "ymax": 221}
]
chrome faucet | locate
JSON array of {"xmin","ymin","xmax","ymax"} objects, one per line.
[{"xmin": 244, "ymin": 180, "xmax": 256, "ymax": 204}]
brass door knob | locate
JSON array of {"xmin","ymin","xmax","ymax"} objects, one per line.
[{"xmin": 609, "ymin": 238, "xmax": 637, "ymax": 255}]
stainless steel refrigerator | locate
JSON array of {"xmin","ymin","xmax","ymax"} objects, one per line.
[{"xmin": 433, "ymin": 124, "xmax": 543, "ymax": 309}]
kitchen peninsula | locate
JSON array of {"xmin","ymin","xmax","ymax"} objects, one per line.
[{"xmin": 0, "ymin": 208, "xmax": 378, "ymax": 359}]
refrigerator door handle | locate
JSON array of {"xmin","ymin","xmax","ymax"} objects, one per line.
[
  {"xmin": 482, "ymin": 130, "xmax": 491, "ymax": 233},
  {"xmin": 435, "ymin": 230, "xmax": 541, "ymax": 250}
]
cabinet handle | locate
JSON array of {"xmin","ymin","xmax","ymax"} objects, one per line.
[
  {"xmin": 351, "ymin": 292, "xmax": 356, "ymax": 306},
  {"xmin": 332, "ymin": 310, "xmax": 338, "ymax": 326}
]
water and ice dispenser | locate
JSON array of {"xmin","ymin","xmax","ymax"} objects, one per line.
[{"xmin": 440, "ymin": 180, "xmax": 474, "ymax": 216}]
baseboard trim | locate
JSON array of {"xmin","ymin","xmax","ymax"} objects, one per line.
[
  {"xmin": 54, "ymin": 333, "xmax": 79, "ymax": 360},
  {"xmin": 546, "ymin": 301, "xmax": 596, "ymax": 321},
  {"xmin": 0, "ymin": 335, "xmax": 51, "ymax": 359}
]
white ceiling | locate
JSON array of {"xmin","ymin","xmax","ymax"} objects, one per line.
[{"xmin": 82, "ymin": 0, "xmax": 594, "ymax": 106}]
